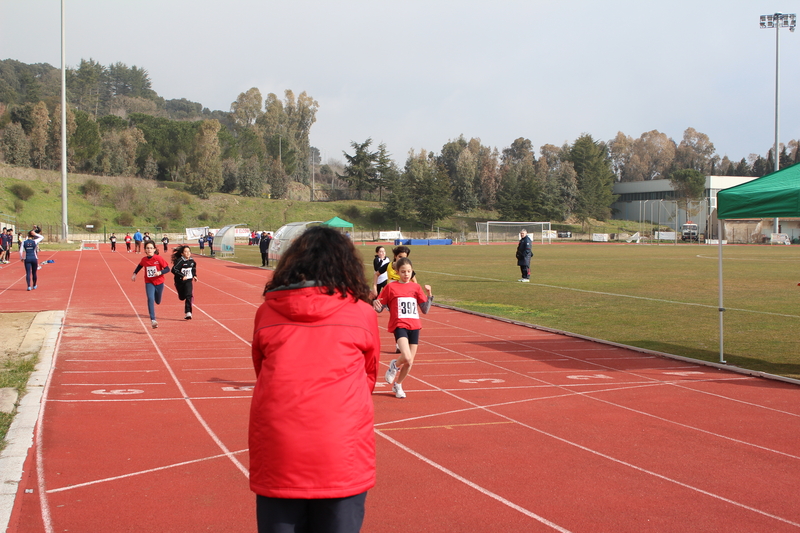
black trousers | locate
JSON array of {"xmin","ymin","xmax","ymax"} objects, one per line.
[
  {"xmin": 256, "ymin": 492, "xmax": 367, "ymax": 533},
  {"xmin": 261, "ymin": 252, "xmax": 268, "ymax": 266},
  {"xmin": 175, "ymin": 281, "xmax": 193, "ymax": 313}
]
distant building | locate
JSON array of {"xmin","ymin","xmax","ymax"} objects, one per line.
[{"xmin": 610, "ymin": 176, "xmax": 800, "ymax": 242}]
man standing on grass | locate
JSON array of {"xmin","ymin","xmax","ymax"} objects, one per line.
[
  {"xmin": 259, "ymin": 231, "xmax": 271, "ymax": 267},
  {"xmin": 516, "ymin": 229, "xmax": 532, "ymax": 282}
]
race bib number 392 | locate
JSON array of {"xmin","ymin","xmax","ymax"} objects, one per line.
[
  {"xmin": 146, "ymin": 266, "xmax": 158, "ymax": 278},
  {"xmin": 396, "ymin": 297, "xmax": 419, "ymax": 319}
]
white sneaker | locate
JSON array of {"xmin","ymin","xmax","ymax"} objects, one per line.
[
  {"xmin": 518, "ymin": 278, "xmax": 525, "ymax": 282},
  {"xmin": 385, "ymin": 359, "xmax": 398, "ymax": 384},
  {"xmin": 521, "ymin": 278, "xmax": 530, "ymax": 283},
  {"xmin": 185, "ymin": 312, "xmax": 192, "ymax": 320},
  {"xmin": 393, "ymin": 382, "xmax": 406, "ymax": 399},
  {"xmin": 151, "ymin": 320, "xmax": 158, "ymax": 329}
]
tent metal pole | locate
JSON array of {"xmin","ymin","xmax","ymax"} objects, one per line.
[{"xmin": 717, "ymin": 219, "xmax": 726, "ymax": 363}]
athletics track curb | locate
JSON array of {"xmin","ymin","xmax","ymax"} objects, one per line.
[{"xmin": 0, "ymin": 311, "xmax": 64, "ymax": 532}]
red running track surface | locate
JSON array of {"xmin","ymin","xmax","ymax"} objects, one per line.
[{"xmin": 2, "ymin": 246, "xmax": 799, "ymax": 532}]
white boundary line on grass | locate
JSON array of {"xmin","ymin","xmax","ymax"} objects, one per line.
[{"xmin": 416, "ymin": 269, "xmax": 800, "ymax": 320}]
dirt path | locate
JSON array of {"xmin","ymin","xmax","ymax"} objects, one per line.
[{"xmin": 0, "ymin": 313, "xmax": 38, "ymax": 362}]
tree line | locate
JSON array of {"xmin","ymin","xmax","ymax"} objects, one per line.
[
  {"xmin": 1, "ymin": 58, "xmax": 799, "ymax": 228},
  {"xmin": 0, "ymin": 59, "xmax": 317, "ymax": 199}
]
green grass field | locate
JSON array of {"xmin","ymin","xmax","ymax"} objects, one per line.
[{"xmin": 226, "ymin": 241, "xmax": 800, "ymax": 380}]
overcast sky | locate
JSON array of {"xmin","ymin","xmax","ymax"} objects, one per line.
[{"xmin": 2, "ymin": 0, "xmax": 799, "ymax": 165}]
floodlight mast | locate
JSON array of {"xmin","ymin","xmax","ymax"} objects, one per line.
[
  {"xmin": 61, "ymin": 0, "xmax": 68, "ymax": 241},
  {"xmin": 760, "ymin": 12, "xmax": 796, "ymax": 234}
]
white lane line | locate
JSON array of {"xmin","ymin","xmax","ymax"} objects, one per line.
[
  {"xmin": 61, "ymin": 370, "xmax": 160, "ymax": 373},
  {"xmin": 375, "ymin": 430, "xmax": 572, "ymax": 532},
  {"xmin": 36, "ymin": 251, "xmax": 75, "ymax": 533},
  {"xmin": 181, "ymin": 367, "xmax": 251, "ymax": 372},
  {"xmin": 423, "ymin": 312, "xmax": 800, "ymax": 416},
  {"xmin": 47, "ymin": 449, "xmax": 248, "ymax": 494},
  {"xmin": 430, "ymin": 332, "xmax": 800, "ymax": 457},
  {"xmin": 175, "ymin": 356, "xmax": 250, "ymax": 361},
  {"xmin": 97, "ymin": 254, "xmax": 251, "ymax": 480},
  {"xmin": 381, "ymin": 367, "xmax": 800, "ymax": 527},
  {"xmin": 58, "ymin": 382, "xmax": 168, "ymax": 386},
  {"xmin": 65, "ymin": 359, "xmax": 157, "ymax": 362}
]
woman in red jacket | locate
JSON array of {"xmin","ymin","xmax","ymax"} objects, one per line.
[{"xmin": 250, "ymin": 226, "xmax": 380, "ymax": 533}]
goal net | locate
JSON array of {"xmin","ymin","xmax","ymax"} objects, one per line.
[{"xmin": 476, "ymin": 221, "xmax": 552, "ymax": 244}]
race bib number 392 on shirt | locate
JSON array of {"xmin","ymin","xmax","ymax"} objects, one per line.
[
  {"xmin": 146, "ymin": 266, "xmax": 158, "ymax": 278},
  {"xmin": 396, "ymin": 297, "xmax": 419, "ymax": 319}
]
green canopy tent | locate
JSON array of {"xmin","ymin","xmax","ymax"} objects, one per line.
[
  {"xmin": 715, "ymin": 162, "xmax": 800, "ymax": 362},
  {"xmin": 717, "ymin": 163, "xmax": 800, "ymax": 219},
  {"xmin": 320, "ymin": 216, "xmax": 354, "ymax": 229}
]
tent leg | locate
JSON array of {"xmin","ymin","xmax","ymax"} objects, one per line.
[{"xmin": 718, "ymin": 220, "xmax": 726, "ymax": 364}]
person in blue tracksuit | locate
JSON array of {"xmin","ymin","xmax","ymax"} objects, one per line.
[{"xmin": 20, "ymin": 229, "xmax": 44, "ymax": 291}]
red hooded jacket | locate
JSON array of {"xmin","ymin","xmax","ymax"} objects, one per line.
[{"xmin": 249, "ymin": 284, "xmax": 380, "ymax": 499}]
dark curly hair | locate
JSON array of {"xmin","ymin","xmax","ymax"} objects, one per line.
[{"xmin": 265, "ymin": 226, "xmax": 370, "ymax": 302}]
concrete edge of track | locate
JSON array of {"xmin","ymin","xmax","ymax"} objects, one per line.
[
  {"xmin": 0, "ymin": 310, "xmax": 64, "ymax": 531},
  {"xmin": 432, "ymin": 303, "xmax": 800, "ymax": 388}
]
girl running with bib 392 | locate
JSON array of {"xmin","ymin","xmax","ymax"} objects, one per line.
[{"xmin": 373, "ymin": 257, "xmax": 432, "ymax": 399}]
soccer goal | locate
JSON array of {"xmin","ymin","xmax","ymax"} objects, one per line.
[
  {"xmin": 80, "ymin": 240, "xmax": 100, "ymax": 251},
  {"xmin": 476, "ymin": 221, "xmax": 552, "ymax": 244}
]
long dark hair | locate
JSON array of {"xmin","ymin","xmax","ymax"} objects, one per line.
[
  {"xmin": 171, "ymin": 245, "xmax": 190, "ymax": 264},
  {"xmin": 265, "ymin": 226, "xmax": 370, "ymax": 302}
]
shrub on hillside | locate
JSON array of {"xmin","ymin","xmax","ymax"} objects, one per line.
[
  {"xmin": 9, "ymin": 183, "xmax": 35, "ymax": 201},
  {"xmin": 117, "ymin": 212, "xmax": 135, "ymax": 226},
  {"xmin": 13, "ymin": 199, "xmax": 23, "ymax": 213},
  {"xmin": 163, "ymin": 204, "xmax": 182, "ymax": 221},
  {"xmin": 114, "ymin": 184, "xmax": 140, "ymax": 213},
  {"xmin": 197, "ymin": 211, "xmax": 210, "ymax": 221},
  {"xmin": 82, "ymin": 179, "xmax": 103, "ymax": 206},
  {"xmin": 342, "ymin": 205, "xmax": 361, "ymax": 219},
  {"xmin": 82, "ymin": 179, "xmax": 102, "ymax": 198},
  {"xmin": 368, "ymin": 209, "xmax": 386, "ymax": 224}
]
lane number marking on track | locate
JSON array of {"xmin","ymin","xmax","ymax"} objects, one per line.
[
  {"xmin": 663, "ymin": 371, "xmax": 704, "ymax": 376},
  {"xmin": 459, "ymin": 378, "xmax": 506, "ymax": 384},
  {"xmin": 222, "ymin": 386, "xmax": 254, "ymax": 391},
  {"xmin": 91, "ymin": 389, "xmax": 144, "ymax": 395},
  {"xmin": 566, "ymin": 374, "xmax": 613, "ymax": 381}
]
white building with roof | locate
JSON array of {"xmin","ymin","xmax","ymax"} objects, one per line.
[{"xmin": 610, "ymin": 175, "xmax": 800, "ymax": 241}]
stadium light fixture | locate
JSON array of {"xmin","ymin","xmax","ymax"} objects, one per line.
[{"xmin": 760, "ymin": 12, "xmax": 796, "ymax": 234}]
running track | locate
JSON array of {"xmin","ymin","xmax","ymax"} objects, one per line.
[{"xmin": 2, "ymin": 246, "xmax": 799, "ymax": 532}]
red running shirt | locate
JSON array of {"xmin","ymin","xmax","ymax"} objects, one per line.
[
  {"xmin": 376, "ymin": 281, "xmax": 428, "ymax": 332},
  {"xmin": 137, "ymin": 254, "xmax": 170, "ymax": 285}
]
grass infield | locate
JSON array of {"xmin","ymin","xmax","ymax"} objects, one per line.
[{"xmin": 224, "ymin": 241, "xmax": 800, "ymax": 380}]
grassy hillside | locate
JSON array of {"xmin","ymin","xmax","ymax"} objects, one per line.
[{"xmin": 0, "ymin": 163, "xmax": 646, "ymax": 238}]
